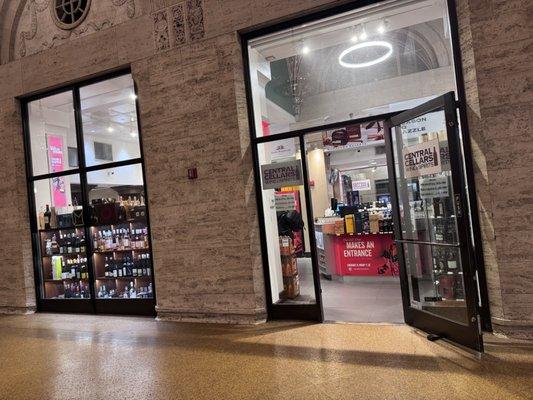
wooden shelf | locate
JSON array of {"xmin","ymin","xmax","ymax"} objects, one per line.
[
  {"xmin": 42, "ymin": 252, "xmax": 87, "ymax": 258},
  {"xmin": 39, "ymin": 227, "xmax": 83, "ymax": 233},
  {"xmin": 93, "ymin": 248, "xmax": 149, "ymax": 254}
]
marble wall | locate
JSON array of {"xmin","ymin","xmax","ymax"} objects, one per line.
[
  {"xmin": 0, "ymin": 0, "xmax": 530, "ymax": 335},
  {"xmin": 456, "ymin": 0, "xmax": 533, "ymax": 339}
]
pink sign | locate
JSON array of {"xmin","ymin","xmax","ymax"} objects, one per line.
[{"xmin": 47, "ymin": 135, "xmax": 67, "ymax": 207}]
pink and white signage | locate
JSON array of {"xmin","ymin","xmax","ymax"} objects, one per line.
[{"xmin": 47, "ymin": 134, "xmax": 67, "ymax": 207}]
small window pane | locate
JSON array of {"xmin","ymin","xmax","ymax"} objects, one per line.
[
  {"xmin": 28, "ymin": 91, "xmax": 78, "ymax": 176},
  {"xmin": 86, "ymin": 164, "xmax": 153, "ymax": 300},
  {"xmin": 33, "ymin": 174, "xmax": 89, "ymax": 300},
  {"xmin": 80, "ymin": 74, "xmax": 141, "ymax": 167}
]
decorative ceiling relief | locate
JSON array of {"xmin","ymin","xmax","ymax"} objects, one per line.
[
  {"xmin": 153, "ymin": 0, "xmax": 205, "ymax": 53},
  {"xmin": 15, "ymin": 0, "xmax": 137, "ymax": 60}
]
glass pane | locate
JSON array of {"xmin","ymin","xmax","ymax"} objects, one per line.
[
  {"xmin": 392, "ymin": 109, "xmax": 467, "ymax": 324},
  {"xmin": 80, "ymin": 74, "xmax": 141, "ymax": 167},
  {"xmin": 34, "ymin": 174, "xmax": 89, "ymax": 299},
  {"xmin": 305, "ymin": 122, "xmax": 403, "ymax": 323},
  {"xmin": 257, "ymin": 138, "xmax": 316, "ymax": 304},
  {"xmin": 86, "ymin": 164, "xmax": 153, "ymax": 299},
  {"xmin": 392, "ymin": 110, "xmax": 458, "ymax": 243},
  {"xmin": 247, "ymin": 0, "xmax": 456, "ymax": 137},
  {"xmin": 28, "ymin": 91, "xmax": 78, "ymax": 176},
  {"xmin": 403, "ymin": 242, "xmax": 467, "ymax": 324}
]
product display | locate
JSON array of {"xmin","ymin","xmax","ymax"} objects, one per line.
[
  {"xmin": 40, "ymin": 227, "xmax": 90, "ymax": 299},
  {"xmin": 279, "ymin": 236, "xmax": 300, "ymax": 299}
]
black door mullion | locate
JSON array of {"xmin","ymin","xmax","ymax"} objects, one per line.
[
  {"xmin": 442, "ymin": 93, "xmax": 482, "ymax": 339},
  {"xmin": 73, "ymin": 87, "xmax": 96, "ymax": 310},
  {"xmin": 384, "ymin": 121, "xmax": 413, "ymax": 322},
  {"xmin": 299, "ymin": 134, "xmax": 324, "ymax": 322}
]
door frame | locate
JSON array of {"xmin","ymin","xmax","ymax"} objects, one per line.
[
  {"xmin": 384, "ymin": 92, "xmax": 483, "ymax": 351},
  {"xmin": 240, "ymin": 0, "xmax": 491, "ymax": 329}
]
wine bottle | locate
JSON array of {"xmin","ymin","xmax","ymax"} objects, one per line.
[{"xmin": 44, "ymin": 205, "xmax": 51, "ymax": 229}]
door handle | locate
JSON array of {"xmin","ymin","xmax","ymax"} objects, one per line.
[{"xmin": 454, "ymin": 193, "xmax": 462, "ymax": 218}]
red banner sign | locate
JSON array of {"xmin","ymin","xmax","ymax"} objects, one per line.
[{"xmin": 333, "ymin": 234, "xmax": 399, "ymax": 276}]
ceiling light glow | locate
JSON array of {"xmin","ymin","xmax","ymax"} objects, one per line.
[
  {"xmin": 302, "ymin": 46, "xmax": 310, "ymax": 55},
  {"xmin": 338, "ymin": 41, "xmax": 393, "ymax": 69},
  {"xmin": 107, "ymin": 126, "xmax": 114, "ymax": 133},
  {"xmin": 377, "ymin": 25, "xmax": 386, "ymax": 34}
]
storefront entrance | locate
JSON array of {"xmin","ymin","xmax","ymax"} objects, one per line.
[{"xmin": 243, "ymin": 0, "xmax": 488, "ymax": 351}]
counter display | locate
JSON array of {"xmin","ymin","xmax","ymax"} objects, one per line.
[{"xmin": 316, "ymin": 224, "xmax": 398, "ymax": 278}]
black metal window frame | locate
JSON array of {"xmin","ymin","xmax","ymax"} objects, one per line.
[
  {"xmin": 20, "ymin": 68, "xmax": 157, "ymax": 316},
  {"xmin": 240, "ymin": 0, "xmax": 491, "ymax": 330}
]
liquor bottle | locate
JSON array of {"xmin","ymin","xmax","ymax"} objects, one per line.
[
  {"xmin": 132, "ymin": 257, "xmax": 137, "ymax": 277},
  {"xmin": 104, "ymin": 256, "xmax": 110, "ymax": 278},
  {"xmin": 51, "ymin": 234, "xmax": 60, "ymax": 254},
  {"xmin": 74, "ymin": 235, "xmax": 80, "ymax": 253},
  {"xmin": 129, "ymin": 282, "xmax": 137, "ymax": 299},
  {"xmin": 80, "ymin": 236, "xmax": 86, "ymax": 253},
  {"xmin": 44, "ymin": 205, "xmax": 51, "ymax": 229},
  {"xmin": 123, "ymin": 229, "xmax": 130, "ymax": 248},
  {"xmin": 112, "ymin": 259, "xmax": 118, "ymax": 278},
  {"xmin": 67, "ymin": 234, "xmax": 73, "ymax": 254},
  {"xmin": 76, "ymin": 258, "xmax": 81, "ymax": 279}
]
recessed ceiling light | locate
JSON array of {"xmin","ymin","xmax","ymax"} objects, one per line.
[
  {"xmin": 302, "ymin": 46, "xmax": 310, "ymax": 55},
  {"xmin": 350, "ymin": 35, "xmax": 358, "ymax": 43},
  {"xmin": 130, "ymin": 131, "xmax": 137, "ymax": 137},
  {"xmin": 107, "ymin": 127, "xmax": 114, "ymax": 133},
  {"xmin": 377, "ymin": 25, "xmax": 386, "ymax": 34},
  {"xmin": 130, "ymin": 93, "xmax": 137, "ymax": 100},
  {"xmin": 359, "ymin": 31, "xmax": 368, "ymax": 41}
]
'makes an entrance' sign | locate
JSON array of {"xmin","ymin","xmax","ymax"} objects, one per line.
[
  {"xmin": 402, "ymin": 139, "xmax": 442, "ymax": 178},
  {"xmin": 261, "ymin": 160, "xmax": 303, "ymax": 190}
]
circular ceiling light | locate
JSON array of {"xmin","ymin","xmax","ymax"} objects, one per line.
[{"xmin": 338, "ymin": 41, "xmax": 393, "ymax": 69}]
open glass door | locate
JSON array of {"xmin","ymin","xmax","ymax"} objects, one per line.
[{"xmin": 385, "ymin": 92, "xmax": 483, "ymax": 351}]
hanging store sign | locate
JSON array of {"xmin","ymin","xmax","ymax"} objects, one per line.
[
  {"xmin": 261, "ymin": 160, "xmax": 303, "ymax": 190},
  {"xmin": 352, "ymin": 179, "xmax": 371, "ymax": 191},
  {"xmin": 402, "ymin": 139, "xmax": 442, "ymax": 178},
  {"xmin": 419, "ymin": 176, "xmax": 449, "ymax": 199}
]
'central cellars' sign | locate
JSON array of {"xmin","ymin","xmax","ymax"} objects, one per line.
[
  {"xmin": 402, "ymin": 139, "xmax": 442, "ymax": 178},
  {"xmin": 261, "ymin": 160, "xmax": 303, "ymax": 190}
]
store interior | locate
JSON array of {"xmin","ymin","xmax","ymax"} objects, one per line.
[
  {"xmin": 28, "ymin": 74, "xmax": 154, "ymax": 302},
  {"xmin": 250, "ymin": 0, "xmax": 461, "ymax": 323}
]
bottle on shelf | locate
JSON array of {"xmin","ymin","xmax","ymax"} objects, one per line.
[{"xmin": 44, "ymin": 205, "xmax": 51, "ymax": 230}]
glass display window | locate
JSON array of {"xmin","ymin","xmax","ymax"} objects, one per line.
[{"xmin": 23, "ymin": 71, "xmax": 155, "ymax": 315}]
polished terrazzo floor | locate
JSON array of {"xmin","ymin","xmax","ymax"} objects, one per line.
[{"xmin": 0, "ymin": 314, "xmax": 531, "ymax": 400}]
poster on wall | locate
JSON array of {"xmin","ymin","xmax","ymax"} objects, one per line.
[
  {"xmin": 333, "ymin": 234, "xmax": 399, "ymax": 276},
  {"xmin": 261, "ymin": 160, "xmax": 303, "ymax": 190},
  {"xmin": 322, "ymin": 121, "xmax": 384, "ymax": 150},
  {"xmin": 402, "ymin": 139, "xmax": 442, "ymax": 179},
  {"xmin": 352, "ymin": 179, "xmax": 371, "ymax": 191},
  {"xmin": 47, "ymin": 134, "xmax": 67, "ymax": 207}
]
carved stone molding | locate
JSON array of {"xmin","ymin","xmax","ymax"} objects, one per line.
[
  {"xmin": 153, "ymin": 10, "xmax": 170, "ymax": 52},
  {"xmin": 16, "ymin": 0, "xmax": 137, "ymax": 59},
  {"xmin": 186, "ymin": 0, "xmax": 204, "ymax": 41},
  {"xmin": 153, "ymin": 0, "xmax": 205, "ymax": 54},
  {"xmin": 171, "ymin": 3, "xmax": 186, "ymax": 46}
]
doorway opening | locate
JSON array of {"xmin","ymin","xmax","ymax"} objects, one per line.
[{"xmin": 304, "ymin": 126, "xmax": 403, "ymax": 323}]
